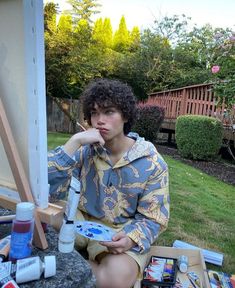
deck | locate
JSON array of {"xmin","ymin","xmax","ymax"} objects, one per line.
[{"xmin": 147, "ymin": 83, "xmax": 235, "ymax": 144}]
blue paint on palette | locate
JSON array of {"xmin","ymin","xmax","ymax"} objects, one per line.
[
  {"xmin": 88, "ymin": 227, "xmax": 103, "ymax": 234},
  {"xmin": 75, "ymin": 220, "xmax": 115, "ymax": 241}
]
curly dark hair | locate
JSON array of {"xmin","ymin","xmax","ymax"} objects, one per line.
[{"xmin": 81, "ymin": 78, "xmax": 137, "ymax": 134}]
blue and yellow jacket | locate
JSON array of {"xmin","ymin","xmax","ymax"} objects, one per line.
[{"xmin": 48, "ymin": 133, "xmax": 170, "ymax": 254}]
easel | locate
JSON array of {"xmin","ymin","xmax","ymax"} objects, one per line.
[{"xmin": 0, "ymin": 98, "xmax": 64, "ymax": 249}]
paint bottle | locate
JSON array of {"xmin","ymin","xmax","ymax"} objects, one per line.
[
  {"xmin": 0, "ymin": 255, "xmax": 56, "ymax": 284},
  {"xmin": 58, "ymin": 220, "xmax": 75, "ymax": 253},
  {"xmin": 178, "ymin": 255, "xmax": 188, "ymax": 273},
  {"xmin": 9, "ymin": 202, "xmax": 35, "ymax": 261},
  {"xmin": 0, "ymin": 235, "xmax": 11, "ymax": 262}
]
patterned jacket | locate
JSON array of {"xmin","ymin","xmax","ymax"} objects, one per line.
[{"xmin": 48, "ymin": 132, "xmax": 170, "ymax": 253}]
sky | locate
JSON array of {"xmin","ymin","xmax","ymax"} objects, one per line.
[{"xmin": 48, "ymin": 0, "xmax": 235, "ymax": 31}]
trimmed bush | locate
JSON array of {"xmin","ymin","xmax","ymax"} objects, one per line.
[
  {"xmin": 175, "ymin": 115, "xmax": 223, "ymax": 160},
  {"xmin": 133, "ymin": 104, "xmax": 165, "ymax": 142}
]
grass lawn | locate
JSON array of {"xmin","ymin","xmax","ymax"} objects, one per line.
[
  {"xmin": 47, "ymin": 132, "xmax": 235, "ymax": 274},
  {"xmin": 47, "ymin": 132, "xmax": 71, "ymax": 150}
]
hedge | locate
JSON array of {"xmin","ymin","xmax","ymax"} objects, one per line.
[
  {"xmin": 133, "ymin": 104, "xmax": 165, "ymax": 142},
  {"xmin": 175, "ymin": 115, "xmax": 223, "ymax": 160}
]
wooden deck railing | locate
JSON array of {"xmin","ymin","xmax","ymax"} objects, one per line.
[{"xmin": 147, "ymin": 83, "xmax": 234, "ymax": 126}]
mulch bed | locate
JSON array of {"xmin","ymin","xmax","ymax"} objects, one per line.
[{"xmin": 157, "ymin": 145, "xmax": 235, "ymax": 186}]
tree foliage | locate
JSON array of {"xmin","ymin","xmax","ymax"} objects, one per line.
[{"xmin": 44, "ymin": 1, "xmax": 235, "ymax": 110}]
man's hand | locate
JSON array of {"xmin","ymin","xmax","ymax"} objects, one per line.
[
  {"xmin": 64, "ymin": 128, "xmax": 105, "ymax": 156},
  {"xmin": 99, "ymin": 231, "xmax": 136, "ymax": 254}
]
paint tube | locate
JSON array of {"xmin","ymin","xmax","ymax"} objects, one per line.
[
  {"xmin": 0, "ymin": 236, "xmax": 11, "ymax": 263},
  {"xmin": 0, "ymin": 265, "xmax": 19, "ymax": 288},
  {"xmin": 0, "ymin": 255, "xmax": 56, "ymax": 284},
  {"xmin": 65, "ymin": 176, "xmax": 81, "ymax": 221}
]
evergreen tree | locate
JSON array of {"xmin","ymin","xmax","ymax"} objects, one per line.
[
  {"xmin": 129, "ymin": 26, "xmax": 140, "ymax": 51},
  {"xmin": 92, "ymin": 17, "xmax": 113, "ymax": 48},
  {"xmin": 113, "ymin": 16, "xmax": 130, "ymax": 52},
  {"xmin": 44, "ymin": 2, "xmax": 57, "ymax": 35},
  {"xmin": 57, "ymin": 14, "xmax": 73, "ymax": 35},
  {"xmin": 67, "ymin": 0, "xmax": 101, "ymax": 23},
  {"xmin": 103, "ymin": 18, "xmax": 113, "ymax": 48}
]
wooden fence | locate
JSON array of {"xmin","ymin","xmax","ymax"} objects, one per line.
[
  {"xmin": 47, "ymin": 97, "xmax": 81, "ymax": 134},
  {"xmin": 147, "ymin": 83, "xmax": 235, "ymax": 143}
]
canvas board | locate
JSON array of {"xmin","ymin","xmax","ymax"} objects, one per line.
[{"xmin": 0, "ymin": 0, "xmax": 48, "ymax": 208}]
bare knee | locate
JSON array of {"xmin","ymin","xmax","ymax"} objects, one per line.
[{"xmin": 94, "ymin": 254, "xmax": 138, "ymax": 288}]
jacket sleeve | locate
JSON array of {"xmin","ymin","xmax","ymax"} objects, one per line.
[
  {"xmin": 122, "ymin": 161, "xmax": 170, "ymax": 254},
  {"xmin": 48, "ymin": 146, "xmax": 80, "ymax": 201}
]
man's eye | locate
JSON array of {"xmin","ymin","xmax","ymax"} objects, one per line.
[
  {"xmin": 106, "ymin": 110, "xmax": 114, "ymax": 114},
  {"xmin": 91, "ymin": 111, "xmax": 97, "ymax": 115}
]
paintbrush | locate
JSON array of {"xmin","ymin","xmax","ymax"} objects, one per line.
[{"xmin": 0, "ymin": 214, "xmax": 15, "ymax": 224}]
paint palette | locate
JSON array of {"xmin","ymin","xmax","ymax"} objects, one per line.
[{"xmin": 75, "ymin": 220, "xmax": 115, "ymax": 241}]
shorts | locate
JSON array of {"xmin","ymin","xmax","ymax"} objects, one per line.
[{"xmin": 74, "ymin": 210, "xmax": 149, "ymax": 274}]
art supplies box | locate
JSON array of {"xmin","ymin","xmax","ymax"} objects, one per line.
[{"xmin": 134, "ymin": 246, "xmax": 211, "ymax": 288}]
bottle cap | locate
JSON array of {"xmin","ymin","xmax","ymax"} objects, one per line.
[
  {"xmin": 44, "ymin": 256, "xmax": 56, "ymax": 278},
  {"xmin": 16, "ymin": 202, "xmax": 35, "ymax": 221}
]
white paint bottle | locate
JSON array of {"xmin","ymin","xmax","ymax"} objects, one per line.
[
  {"xmin": 58, "ymin": 220, "xmax": 75, "ymax": 253},
  {"xmin": 178, "ymin": 255, "xmax": 188, "ymax": 273}
]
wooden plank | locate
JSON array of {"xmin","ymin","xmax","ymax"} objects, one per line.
[
  {"xmin": 0, "ymin": 98, "xmax": 48, "ymax": 249},
  {"xmin": 0, "ymin": 194, "xmax": 65, "ymax": 230}
]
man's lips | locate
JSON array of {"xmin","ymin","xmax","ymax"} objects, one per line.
[
  {"xmin": 98, "ymin": 128, "xmax": 109, "ymax": 133},
  {"xmin": 98, "ymin": 128, "xmax": 109, "ymax": 132}
]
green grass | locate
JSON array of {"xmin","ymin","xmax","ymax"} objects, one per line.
[
  {"xmin": 47, "ymin": 132, "xmax": 235, "ymax": 273},
  {"xmin": 47, "ymin": 132, "xmax": 71, "ymax": 150},
  {"xmin": 157, "ymin": 155, "xmax": 235, "ymax": 274}
]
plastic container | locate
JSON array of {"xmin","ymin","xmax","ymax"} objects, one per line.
[
  {"xmin": 0, "ymin": 256, "xmax": 56, "ymax": 284},
  {"xmin": 178, "ymin": 255, "xmax": 188, "ymax": 273},
  {"xmin": 9, "ymin": 202, "xmax": 35, "ymax": 261},
  {"xmin": 58, "ymin": 221, "xmax": 75, "ymax": 253}
]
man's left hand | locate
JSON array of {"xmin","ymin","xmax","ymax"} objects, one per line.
[{"xmin": 99, "ymin": 231, "xmax": 136, "ymax": 254}]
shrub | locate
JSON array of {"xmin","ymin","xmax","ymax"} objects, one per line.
[
  {"xmin": 175, "ymin": 115, "xmax": 223, "ymax": 160},
  {"xmin": 133, "ymin": 104, "xmax": 165, "ymax": 142}
]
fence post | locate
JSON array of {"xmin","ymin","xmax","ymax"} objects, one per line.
[{"xmin": 180, "ymin": 88, "xmax": 187, "ymax": 116}]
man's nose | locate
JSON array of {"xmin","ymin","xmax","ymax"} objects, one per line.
[{"xmin": 97, "ymin": 113, "xmax": 106, "ymax": 123}]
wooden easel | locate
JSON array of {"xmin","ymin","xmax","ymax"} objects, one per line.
[{"xmin": 0, "ymin": 98, "xmax": 64, "ymax": 249}]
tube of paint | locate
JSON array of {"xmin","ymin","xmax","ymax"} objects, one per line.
[
  {"xmin": 0, "ymin": 255, "xmax": 56, "ymax": 284},
  {"xmin": 0, "ymin": 264, "xmax": 20, "ymax": 287},
  {"xmin": 0, "ymin": 236, "xmax": 11, "ymax": 262},
  {"xmin": 65, "ymin": 176, "xmax": 81, "ymax": 221}
]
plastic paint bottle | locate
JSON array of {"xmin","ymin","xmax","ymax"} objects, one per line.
[
  {"xmin": 58, "ymin": 220, "xmax": 75, "ymax": 253},
  {"xmin": 0, "ymin": 235, "xmax": 11, "ymax": 262},
  {"xmin": 9, "ymin": 202, "xmax": 35, "ymax": 261},
  {"xmin": 178, "ymin": 255, "xmax": 188, "ymax": 273},
  {"xmin": 0, "ymin": 256, "xmax": 56, "ymax": 284}
]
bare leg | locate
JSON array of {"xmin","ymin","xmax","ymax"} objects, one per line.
[{"xmin": 89, "ymin": 253, "xmax": 138, "ymax": 288}]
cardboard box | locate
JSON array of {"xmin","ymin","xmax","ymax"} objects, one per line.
[{"xmin": 134, "ymin": 246, "xmax": 211, "ymax": 288}]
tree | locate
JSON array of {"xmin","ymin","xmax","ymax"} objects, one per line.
[
  {"xmin": 211, "ymin": 32, "xmax": 235, "ymax": 110},
  {"xmin": 113, "ymin": 16, "xmax": 131, "ymax": 52},
  {"xmin": 129, "ymin": 26, "xmax": 140, "ymax": 52},
  {"xmin": 67, "ymin": 0, "xmax": 101, "ymax": 23}
]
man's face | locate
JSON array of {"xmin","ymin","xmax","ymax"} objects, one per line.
[{"xmin": 90, "ymin": 103, "xmax": 126, "ymax": 141}]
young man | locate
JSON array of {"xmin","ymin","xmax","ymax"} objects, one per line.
[{"xmin": 48, "ymin": 78, "xmax": 169, "ymax": 288}]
